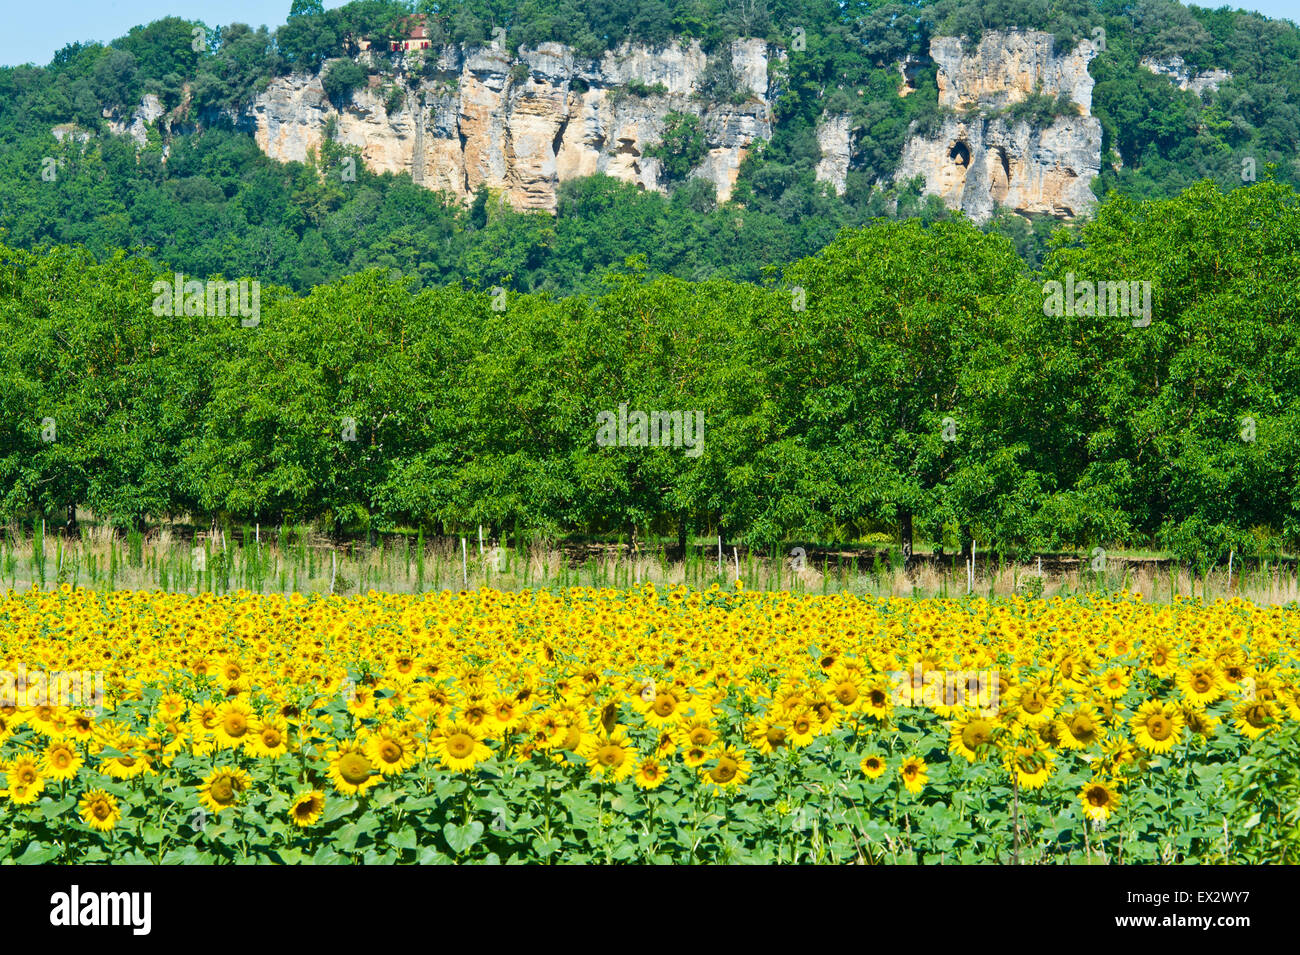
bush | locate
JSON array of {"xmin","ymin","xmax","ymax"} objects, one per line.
[
  {"xmin": 382, "ymin": 83, "xmax": 404, "ymax": 115},
  {"xmin": 645, "ymin": 111, "xmax": 706, "ymax": 183},
  {"xmin": 322, "ymin": 59, "xmax": 367, "ymax": 106}
]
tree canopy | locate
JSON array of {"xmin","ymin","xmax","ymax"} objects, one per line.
[{"xmin": 4, "ymin": 178, "xmax": 1299, "ymax": 567}]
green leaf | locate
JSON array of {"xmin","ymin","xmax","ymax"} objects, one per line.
[{"xmin": 444, "ymin": 820, "xmax": 484, "ymax": 854}]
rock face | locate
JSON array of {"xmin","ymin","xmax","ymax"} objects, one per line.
[
  {"xmin": 95, "ymin": 29, "xmax": 1105, "ymax": 222},
  {"xmin": 892, "ymin": 30, "xmax": 1102, "ymax": 223},
  {"xmin": 931, "ymin": 31, "xmax": 1098, "ymax": 112},
  {"xmin": 896, "ymin": 114, "xmax": 1102, "ymax": 221},
  {"xmin": 814, "ymin": 114, "xmax": 852, "ymax": 196},
  {"xmin": 248, "ymin": 38, "xmax": 773, "ymax": 209},
  {"xmin": 51, "ymin": 124, "xmax": 92, "ymax": 145},
  {"xmin": 106, "ymin": 93, "xmax": 165, "ymax": 146},
  {"xmin": 1139, "ymin": 56, "xmax": 1232, "ymax": 97}
]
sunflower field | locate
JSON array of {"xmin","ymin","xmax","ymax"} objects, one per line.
[{"xmin": 1, "ymin": 583, "xmax": 1298, "ymax": 864}]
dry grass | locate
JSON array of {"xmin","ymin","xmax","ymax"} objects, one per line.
[{"xmin": 1, "ymin": 525, "xmax": 1296, "ymax": 605}]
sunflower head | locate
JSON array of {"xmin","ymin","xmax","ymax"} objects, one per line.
[
  {"xmin": 860, "ymin": 753, "xmax": 887, "ymax": 779},
  {"xmin": 289, "ymin": 791, "xmax": 326, "ymax": 827}
]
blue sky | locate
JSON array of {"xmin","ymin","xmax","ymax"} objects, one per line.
[{"xmin": 1, "ymin": 1, "xmax": 1297, "ymax": 68}]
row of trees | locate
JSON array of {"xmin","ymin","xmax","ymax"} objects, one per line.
[{"xmin": 3, "ymin": 179, "xmax": 1299, "ymax": 565}]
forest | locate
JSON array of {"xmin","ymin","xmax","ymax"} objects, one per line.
[
  {"xmin": 0, "ymin": 0, "xmax": 1296, "ymax": 293},
  {"xmin": 2, "ymin": 177, "xmax": 1297, "ymax": 568}
]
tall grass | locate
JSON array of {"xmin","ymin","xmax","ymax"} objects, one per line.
[{"xmin": 1, "ymin": 522, "xmax": 1296, "ymax": 605}]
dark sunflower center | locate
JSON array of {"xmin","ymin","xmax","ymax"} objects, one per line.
[
  {"xmin": 962, "ymin": 722, "xmax": 991, "ymax": 749},
  {"xmin": 210, "ymin": 778, "xmax": 235, "ymax": 803},
  {"xmin": 339, "ymin": 753, "xmax": 372, "ymax": 783},
  {"xmin": 446, "ymin": 734, "xmax": 474, "ymax": 758},
  {"xmin": 710, "ymin": 758, "xmax": 737, "ymax": 782}
]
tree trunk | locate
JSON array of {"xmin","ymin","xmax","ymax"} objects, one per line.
[
  {"xmin": 677, "ymin": 513, "xmax": 688, "ymax": 562},
  {"xmin": 897, "ymin": 507, "xmax": 913, "ymax": 567},
  {"xmin": 65, "ymin": 502, "xmax": 79, "ymax": 537}
]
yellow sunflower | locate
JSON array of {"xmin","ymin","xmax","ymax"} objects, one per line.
[
  {"xmin": 1182, "ymin": 704, "xmax": 1218, "ymax": 738},
  {"xmin": 288, "ymin": 791, "xmax": 326, "ymax": 828},
  {"xmin": 213, "ymin": 698, "xmax": 259, "ymax": 750},
  {"xmin": 746, "ymin": 716, "xmax": 789, "ymax": 755},
  {"xmin": 198, "ymin": 766, "xmax": 252, "ymax": 815},
  {"xmin": 1096, "ymin": 667, "xmax": 1131, "ymax": 700},
  {"xmin": 1232, "ymin": 700, "xmax": 1278, "ymax": 740},
  {"xmin": 787, "ymin": 708, "xmax": 819, "ymax": 747},
  {"xmin": 1130, "ymin": 700, "xmax": 1184, "ymax": 753},
  {"xmin": 41, "ymin": 741, "xmax": 84, "ymax": 780},
  {"xmin": 1078, "ymin": 780, "xmax": 1121, "ymax": 822},
  {"xmin": 1177, "ymin": 663, "xmax": 1223, "ymax": 706},
  {"xmin": 948, "ymin": 714, "xmax": 997, "ymax": 762},
  {"xmin": 98, "ymin": 749, "xmax": 153, "ymax": 780},
  {"xmin": 1057, "ymin": 703, "xmax": 1106, "ymax": 750},
  {"xmin": 78, "ymin": 788, "xmax": 122, "ymax": 832},
  {"xmin": 860, "ymin": 753, "xmax": 888, "ymax": 779},
  {"xmin": 633, "ymin": 757, "xmax": 667, "ymax": 790},
  {"xmin": 673, "ymin": 718, "xmax": 719, "ymax": 751},
  {"xmin": 247, "ymin": 716, "xmax": 290, "ymax": 758},
  {"xmin": 365, "ymin": 728, "xmax": 420, "ymax": 775},
  {"xmin": 1011, "ymin": 681, "xmax": 1059, "ymax": 725},
  {"xmin": 429, "ymin": 721, "xmax": 491, "ymax": 773},
  {"xmin": 582, "ymin": 727, "xmax": 638, "ymax": 782},
  {"xmin": 899, "ymin": 756, "xmax": 928, "ymax": 794},
  {"xmin": 327, "ymin": 741, "xmax": 381, "ymax": 795},
  {"xmin": 699, "ymin": 746, "xmax": 751, "ymax": 792}
]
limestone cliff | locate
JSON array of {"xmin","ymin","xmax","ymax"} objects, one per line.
[
  {"xmin": 1139, "ymin": 56, "xmax": 1232, "ymax": 97},
  {"xmin": 98, "ymin": 30, "xmax": 1109, "ymax": 222},
  {"xmin": 889, "ymin": 30, "xmax": 1103, "ymax": 223},
  {"xmin": 106, "ymin": 93, "xmax": 165, "ymax": 146},
  {"xmin": 248, "ymin": 39, "xmax": 773, "ymax": 209},
  {"xmin": 814, "ymin": 114, "xmax": 852, "ymax": 196}
]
